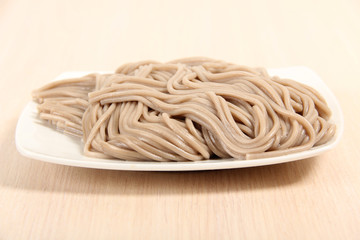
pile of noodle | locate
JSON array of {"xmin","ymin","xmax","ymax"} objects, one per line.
[{"xmin": 32, "ymin": 57, "xmax": 336, "ymax": 161}]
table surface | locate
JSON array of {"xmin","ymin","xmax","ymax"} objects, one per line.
[{"xmin": 1, "ymin": 0, "xmax": 359, "ymax": 239}]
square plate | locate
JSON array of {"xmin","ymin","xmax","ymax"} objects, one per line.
[{"xmin": 15, "ymin": 67, "xmax": 344, "ymax": 171}]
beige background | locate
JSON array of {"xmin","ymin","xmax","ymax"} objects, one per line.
[{"xmin": 1, "ymin": 0, "xmax": 360, "ymax": 239}]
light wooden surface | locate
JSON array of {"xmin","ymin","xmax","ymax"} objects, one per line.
[{"xmin": 1, "ymin": 0, "xmax": 360, "ymax": 239}]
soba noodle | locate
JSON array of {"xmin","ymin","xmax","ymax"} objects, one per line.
[{"xmin": 32, "ymin": 57, "xmax": 336, "ymax": 161}]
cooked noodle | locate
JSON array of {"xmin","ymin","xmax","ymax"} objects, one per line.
[{"xmin": 32, "ymin": 57, "xmax": 336, "ymax": 161}]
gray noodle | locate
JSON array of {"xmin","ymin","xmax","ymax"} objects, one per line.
[{"xmin": 32, "ymin": 57, "xmax": 336, "ymax": 161}]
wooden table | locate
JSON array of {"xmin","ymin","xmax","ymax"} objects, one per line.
[{"xmin": 1, "ymin": 0, "xmax": 359, "ymax": 239}]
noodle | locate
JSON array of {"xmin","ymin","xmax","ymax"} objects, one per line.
[{"xmin": 32, "ymin": 57, "xmax": 336, "ymax": 161}]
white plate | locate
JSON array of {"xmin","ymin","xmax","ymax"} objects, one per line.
[{"xmin": 15, "ymin": 67, "xmax": 344, "ymax": 171}]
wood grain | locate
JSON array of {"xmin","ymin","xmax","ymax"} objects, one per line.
[{"xmin": 0, "ymin": 0, "xmax": 359, "ymax": 239}]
